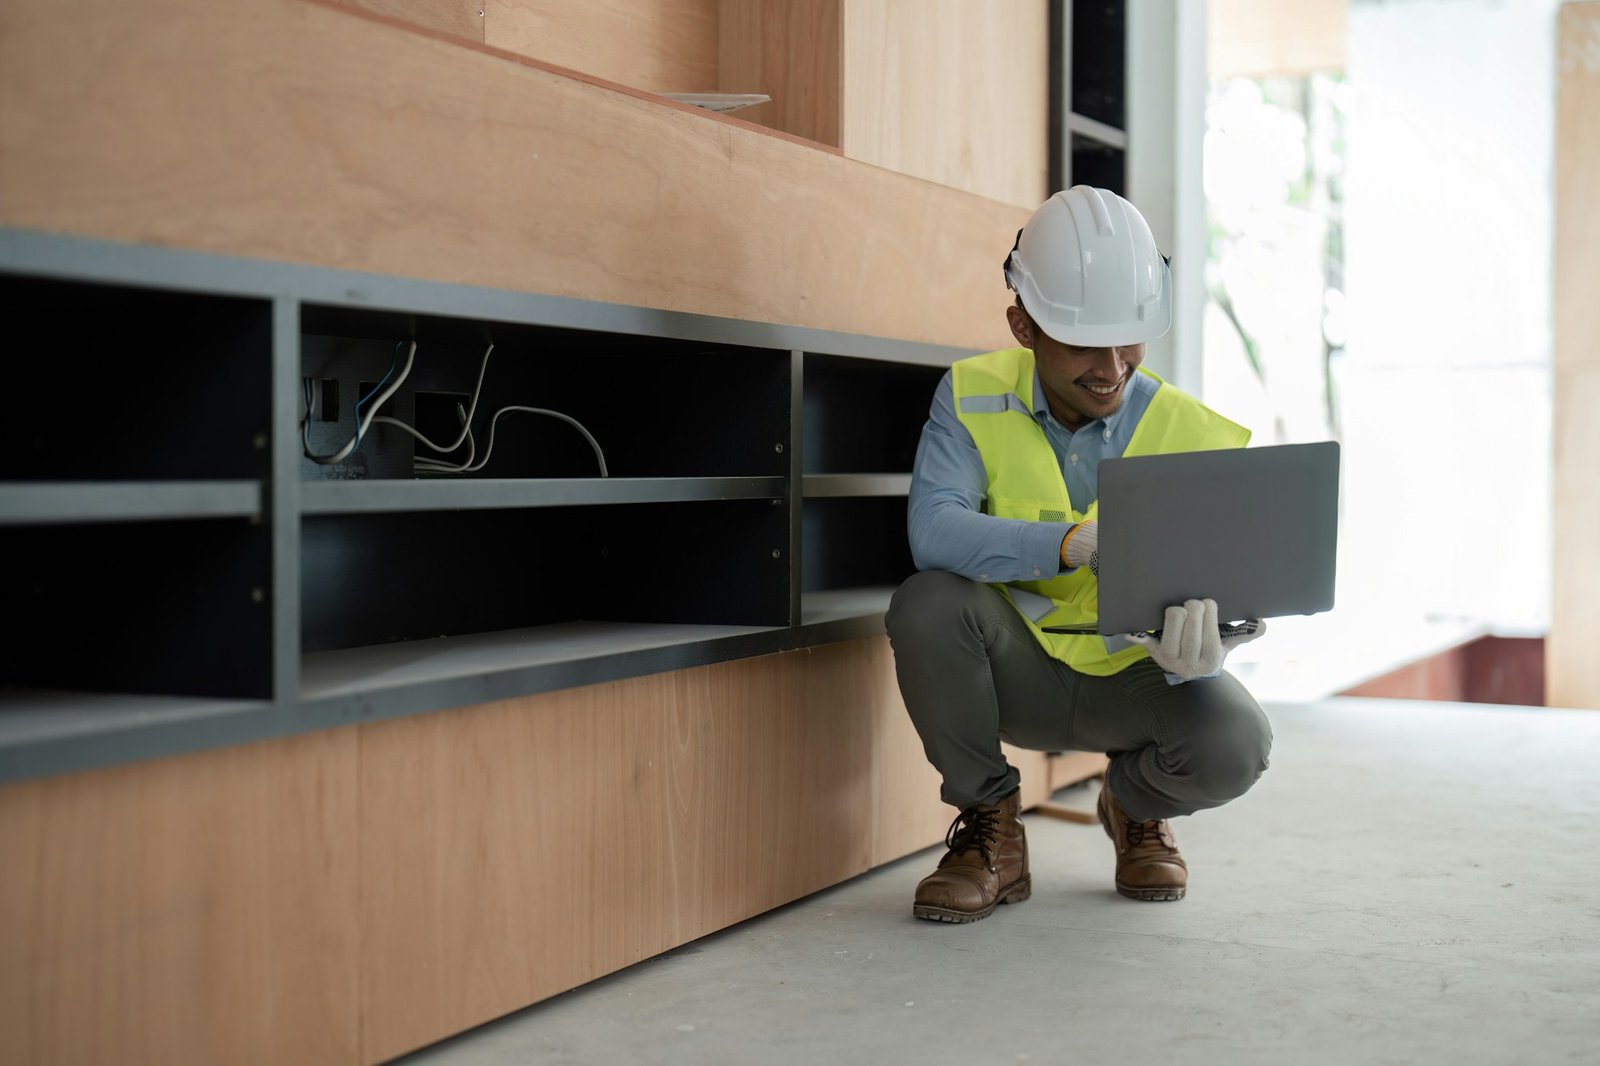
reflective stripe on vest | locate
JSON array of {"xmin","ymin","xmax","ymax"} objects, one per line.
[{"xmin": 951, "ymin": 347, "xmax": 1251, "ymax": 676}]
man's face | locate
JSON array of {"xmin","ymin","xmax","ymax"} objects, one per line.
[{"xmin": 1006, "ymin": 304, "xmax": 1145, "ymax": 431}]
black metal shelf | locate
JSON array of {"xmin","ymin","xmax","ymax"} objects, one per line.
[
  {"xmin": 301, "ymin": 476, "xmax": 785, "ymax": 515},
  {"xmin": 0, "ymin": 588, "xmax": 897, "ymax": 784},
  {"xmin": 303, "ymin": 620, "xmax": 770, "ymax": 704},
  {"xmin": 0, "ymin": 481, "xmax": 262, "ymax": 525},
  {"xmin": 801, "ymin": 474, "xmax": 911, "ymax": 498},
  {"xmin": 1065, "ymin": 111, "xmax": 1127, "ymax": 148},
  {"xmin": 1051, "ymin": 0, "xmax": 1130, "ymax": 194},
  {"xmin": 800, "ymin": 585, "xmax": 896, "ymax": 626},
  {"xmin": 0, "ymin": 227, "xmax": 953, "ymax": 785},
  {"xmin": 0, "ymin": 689, "xmax": 273, "ymax": 783}
]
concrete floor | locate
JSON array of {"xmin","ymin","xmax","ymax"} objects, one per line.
[{"xmin": 399, "ymin": 697, "xmax": 1600, "ymax": 1066}]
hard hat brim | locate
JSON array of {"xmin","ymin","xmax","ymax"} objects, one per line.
[{"xmin": 1012, "ymin": 259, "xmax": 1173, "ymax": 348}]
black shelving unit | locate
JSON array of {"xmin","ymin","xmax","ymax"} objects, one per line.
[
  {"xmin": 1050, "ymin": 0, "xmax": 1129, "ymax": 195},
  {"xmin": 0, "ymin": 227, "xmax": 970, "ymax": 784},
  {"xmin": 799, "ymin": 353, "xmax": 940, "ymax": 609}
]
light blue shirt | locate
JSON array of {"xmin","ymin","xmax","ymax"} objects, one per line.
[
  {"xmin": 905, "ymin": 366, "xmax": 1211, "ymax": 683},
  {"xmin": 907, "ymin": 366, "xmax": 1159, "ymax": 582}
]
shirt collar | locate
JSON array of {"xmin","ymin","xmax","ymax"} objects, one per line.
[{"xmin": 1030, "ymin": 366, "xmax": 1138, "ymax": 435}]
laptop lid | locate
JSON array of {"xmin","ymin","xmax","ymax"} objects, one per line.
[{"xmin": 1091, "ymin": 441, "xmax": 1340, "ymax": 635}]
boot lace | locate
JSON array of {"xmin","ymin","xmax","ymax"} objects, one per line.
[
  {"xmin": 1124, "ymin": 817, "xmax": 1176, "ymax": 850},
  {"xmin": 945, "ymin": 805, "xmax": 1002, "ymax": 872}
]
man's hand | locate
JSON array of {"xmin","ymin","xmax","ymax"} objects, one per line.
[
  {"xmin": 1061, "ymin": 520, "xmax": 1098, "ymax": 574},
  {"xmin": 1126, "ymin": 598, "xmax": 1266, "ymax": 681}
]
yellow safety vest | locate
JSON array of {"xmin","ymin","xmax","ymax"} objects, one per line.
[{"xmin": 951, "ymin": 347, "xmax": 1251, "ymax": 676}]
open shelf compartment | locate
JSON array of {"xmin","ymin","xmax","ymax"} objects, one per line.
[
  {"xmin": 802, "ymin": 353, "xmax": 946, "ymax": 475},
  {"xmin": 301, "ymin": 498, "xmax": 791, "ymax": 655},
  {"xmin": 0, "ymin": 517, "xmax": 274, "ymax": 700},
  {"xmin": 299, "ymin": 303, "xmax": 792, "ymax": 482},
  {"xmin": 0, "ymin": 274, "xmax": 272, "ymax": 482}
]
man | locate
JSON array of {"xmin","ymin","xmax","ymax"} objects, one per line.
[{"xmin": 885, "ymin": 185, "xmax": 1271, "ymax": 923}]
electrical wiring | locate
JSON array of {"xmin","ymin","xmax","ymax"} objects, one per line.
[
  {"xmin": 371, "ymin": 343, "xmax": 494, "ymax": 455},
  {"xmin": 353, "ymin": 342, "xmax": 403, "ymax": 422},
  {"xmin": 301, "ymin": 339, "xmax": 417, "ymax": 465},
  {"xmin": 412, "ymin": 405, "xmax": 608, "ymax": 477},
  {"xmin": 301, "ymin": 337, "xmax": 606, "ymax": 477}
]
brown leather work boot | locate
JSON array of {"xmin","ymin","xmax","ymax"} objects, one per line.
[
  {"xmin": 1097, "ymin": 777, "xmax": 1188, "ymax": 902},
  {"xmin": 912, "ymin": 789, "xmax": 1030, "ymax": 923}
]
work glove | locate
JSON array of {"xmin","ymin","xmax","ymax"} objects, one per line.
[
  {"xmin": 1126, "ymin": 598, "xmax": 1266, "ymax": 683},
  {"xmin": 1060, "ymin": 520, "xmax": 1098, "ymax": 575}
]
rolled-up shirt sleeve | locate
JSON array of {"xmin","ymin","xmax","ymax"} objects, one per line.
[{"xmin": 906, "ymin": 373, "xmax": 1074, "ymax": 583}]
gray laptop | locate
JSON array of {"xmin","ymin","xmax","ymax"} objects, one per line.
[{"xmin": 1052, "ymin": 441, "xmax": 1340, "ymax": 636}]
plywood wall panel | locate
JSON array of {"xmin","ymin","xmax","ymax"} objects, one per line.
[
  {"xmin": 841, "ymin": 0, "xmax": 1049, "ymax": 209},
  {"xmin": 0, "ymin": 731, "xmax": 360, "ymax": 1066},
  {"xmin": 485, "ymin": 0, "xmax": 719, "ymax": 92},
  {"xmin": 1049, "ymin": 750, "xmax": 1109, "ymax": 792},
  {"xmin": 866, "ymin": 634, "xmax": 951, "ymax": 865},
  {"xmin": 338, "ymin": 0, "xmax": 485, "ymax": 42},
  {"xmin": 1550, "ymin": 2, "xmax": 1600, "ymax": 709},
  {"xmin": 1006, "ymin": 744, "xmax": 1053, "ymax": 809},
  {"xmin": 0, "ymin": 0, "xmax": 1022, "ymax": 352},
  {"xmin": 1550, "ymin": 370, "xmax": 1600, "ymax": 707},
  {"xmin": 357, "ymin": 645, "xmax": 881, "ymax": 1063},
  {"xmin": 718, "ymin": 0, "xmax": 843, "ymax": 146}
]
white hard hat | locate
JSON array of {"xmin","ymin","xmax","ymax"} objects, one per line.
[{"xmin": 1003, "ymin": 185, "xmax": 1172, "ymax": 347}]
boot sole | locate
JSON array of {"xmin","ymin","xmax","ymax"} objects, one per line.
[
  {"xmin": 912, "ymin": 875, "xmax": 1032, "ymax": 923},
  {"xmin": 1115, "ymin": 883, "xmax": 1186, "ymax": 902}
]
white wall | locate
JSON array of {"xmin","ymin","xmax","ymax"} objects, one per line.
[
  {"xmin": 1129, "ymin": 0, "xmax": 1209, "ymax": 393},
  {"xmin": 1340, "ymin": 0, "xmax": 1556, "ymax": 633}
]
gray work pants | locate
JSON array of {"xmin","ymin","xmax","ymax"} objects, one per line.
[{"xmin": 885, "ymin": 570, "xmax": 1272, "ymax": 821}]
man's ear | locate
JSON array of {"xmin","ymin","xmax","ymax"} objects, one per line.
[{"xmin": 1005, "ymin": 303, "xmax": 1035, "ymax": 350}]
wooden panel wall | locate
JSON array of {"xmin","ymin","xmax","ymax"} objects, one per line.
[
  {"xmin": 1208, "ymin": 0, "xmax": 1346, "ymax": 80},
  {"xmin": 485, "ymin": 0, "xmax": 720, "ymax": 93},
  {"xmin": 840, "ymin": 0, "xmax": 1050, "ymax": 210},
  {"xmin": 719, "ymin": 0, "xmax": 843, "ymax": 147},
  {"xmin": 336, "ymin": 0, "xmax": 485, "ymax": 42},
  {"xmin": 0, "ymin": 638, "xmax": 1079, "ymax": 1065},
  {"xmin": 0, "ymin": 0, "xmax": 1024, "ymax": 353},
  {"xmin": 0, "ymin": 731, "xmax": 360, "ymax": 1066},
  {"xmin": 359, "ymin": 645, "xmax": 868, "ymax": 1060},
  {"xmin": 1550, "ymin": 1, "xmax": 1600, "ymax": 709},
  {"xmin": 358, "ymin": 636, "xmax": 1010, "ymax": 1062}
]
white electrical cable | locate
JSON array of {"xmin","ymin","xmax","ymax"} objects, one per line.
[
  {"xmin": 302, "ymin": 340, "xmax": 417, "ymax": 465},
  {"xmin": 301, "ymin": 337, "xmax": 605, "ymax": 476},
  {"xmin": 371, "ymin": 343, "xmax": 493, "ymax": 454},
  {"xmin": 412, "ymin": 405, "xmax": 608, "ymax": 477}
]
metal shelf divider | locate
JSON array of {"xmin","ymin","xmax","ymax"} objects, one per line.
[{"xmin": 0, "ymin": 482, "xmax": 261, "ymax": 525}]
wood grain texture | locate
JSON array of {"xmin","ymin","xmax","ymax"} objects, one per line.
[
  {"xmin": 0, "ymin": 731, "xmax": 359, "ymax": 1066},
  {"xmin": 1550, "ymin": 370, "xmax": 1600, "ymax": 708},
  {"xmin": 338, "ymin": 0, "xmax": 485, "ymax": 41},
  {"xmin": 357, "ymin": 634, "xmax": 1070, "ymax": 1061},
  {"xmin": 867, "ymin": 635, "xmax": 952, "ymax": 864},
  {"xmin": 0, "ymin": 0, "xmax": 1023, "ymax": 352},
  {"xmin": 841, "ymin": 0, "xmax": 1049, "ymax": 209},
  {"xmin": 358, "ymin": 643, "xmax": 881, "ymax": 1063},
  {"xmin": 1555, "ymin": 2, "xmax": 1600, "ymax": 372},
  {"xmin": 1550, "ymin": 3, "xmax": 1600, "ymax": 709},
  {"xmin": 486, "ymin": 0, "xmax": 719, "ymax": 92},
  {"xmin": 1048, "ymin": 750, "xmax": 1109, "ymax": 792},
  {"xmin": 1207, "ymin": 0, "xmax": 1346, "ymax": 80},
  {"xmin": 719, "ymin": 0, "xmax": 843, "ymax": 146}
]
